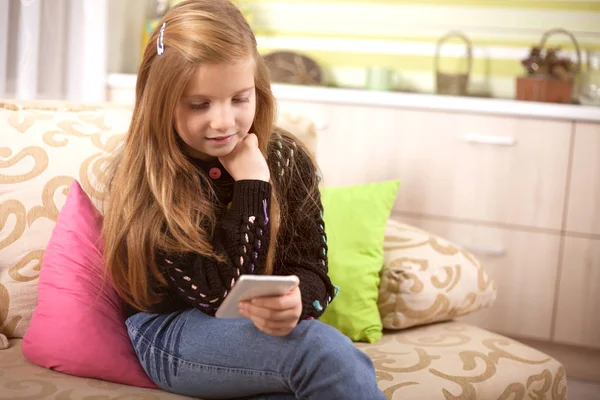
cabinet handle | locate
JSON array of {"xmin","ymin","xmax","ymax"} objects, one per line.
[
  {"xmin": 463, "ymin": 245, "xmax": 506, "ymax": 257},
  {"xmin": 462, "ymin": 134, "xmax": 517, "ymax": 146}
]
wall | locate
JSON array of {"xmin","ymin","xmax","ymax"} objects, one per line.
[
  {"xmin": 108, "ymin": 0, "xmax": 600, "ymax": 99},
  {"xmin": 242, "ymin": 0, "xmax": 600, "ymax": 98},
  {"xmin": 108, "ymin": 0, "xmax": 154, "ymax": 75}
]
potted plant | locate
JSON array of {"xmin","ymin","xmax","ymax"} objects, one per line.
[{"xmin": 516, "ymin": 28, "xmax": 581, "ymax": 104}]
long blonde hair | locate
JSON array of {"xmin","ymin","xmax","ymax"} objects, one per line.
[{"xmin": 102, "ymin": 0, "xmax": 281, "ymax": 311}]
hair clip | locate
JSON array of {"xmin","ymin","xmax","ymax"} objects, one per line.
[{"xmin": 157, "ymin": 22, "xmax": 166, "ymax": 55}]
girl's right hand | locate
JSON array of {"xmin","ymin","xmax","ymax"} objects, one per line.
[
  {"xmin": 238, "ymin": 278, "xmax": 302, "ymax": 336},
  {"xmin": 219, "ymin": 133, "xmax": 270, "ymax": 182}
]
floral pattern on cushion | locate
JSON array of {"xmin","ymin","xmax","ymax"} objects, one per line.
[
  {"xmin": 378, "ymin": 219, "xmax": 497, "ymax": 330},
  {"xmin": 0, "ymin": 101, "xmax": 132, "ymax": 338},
  {"xmin": 356, "ymin": 322, "xmax": 566, "ymax": 399},
  {"xmin": 1, "ymin": 322, "xmax": 566, "ymax": 400}
]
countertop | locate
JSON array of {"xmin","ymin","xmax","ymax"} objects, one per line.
[{"xmin": 107, "ymin": 73, "xmax": 600, "ymax": 123}]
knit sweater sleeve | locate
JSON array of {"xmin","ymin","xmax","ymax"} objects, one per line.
[
  {"xmin": 160, "ymin": 180, "xmax": 271, "ymax": 315},
  {"xmin": 269, "ymin": 133, "xmax": 338, "ymax": 320}
]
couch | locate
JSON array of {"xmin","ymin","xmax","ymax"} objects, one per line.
[{"xmin": 0, "ymin": 99, "xmax": 567, "ymax": 399}]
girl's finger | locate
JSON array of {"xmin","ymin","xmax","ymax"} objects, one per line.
[
  {"xmin": 251, "ymin": 315, "xmax": 295, "ymax": 337},
  {"xmin": 242, "ymin": 302, "xmax": 299, "ymax": 322}
]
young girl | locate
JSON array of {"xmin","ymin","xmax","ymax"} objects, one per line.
[{"xmin": 102, "ymin": 0, "xmax": 385, "ymax": 399}]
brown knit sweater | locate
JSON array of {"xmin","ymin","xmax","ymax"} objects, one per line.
[{"xmin": 140, "ymin": 132, "xmax": 337, "ymax": 321}]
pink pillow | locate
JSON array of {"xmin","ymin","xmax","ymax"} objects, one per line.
[{"xmin": 22, "ymin": 181, "xmax": 157, "ymax": 389}]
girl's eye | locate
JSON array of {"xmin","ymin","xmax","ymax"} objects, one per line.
[
  {"xmin": 233, "ymin": 97, "xmax": 249, "ymax": 104},
  {"xmin": 189, "ymin": 103, "xmax": 209, "ymax": 110}
]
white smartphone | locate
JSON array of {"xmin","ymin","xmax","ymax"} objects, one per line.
[{"xmin": 215, "ymin": 275, "xmax": 299, "ymax": 319}]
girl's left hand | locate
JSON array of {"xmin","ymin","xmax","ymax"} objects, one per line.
[{"xmin": 239, "ymin": 282, "xmax": 302, "ymax": 336}]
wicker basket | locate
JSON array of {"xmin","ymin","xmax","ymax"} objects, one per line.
[
  {"xmin": 516, "ymin": 28, "xmax": 581, "ymax": 103},
  {"xmin": 435, "ymin": 31, "xmax": 472, "ymax": 96}
]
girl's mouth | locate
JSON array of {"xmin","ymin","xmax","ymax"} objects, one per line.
[{"xmin": 206, "ymin": 134, "xmax": 234, "ymax": 143}]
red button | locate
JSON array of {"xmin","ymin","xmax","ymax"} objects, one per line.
[{"xmin": 209, "ymin": 167, "xmax": 222, "ymax": 179}]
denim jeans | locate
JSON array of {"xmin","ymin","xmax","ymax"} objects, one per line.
[{"xmin": 126, "ymin": 309, "xmax": 385, "ymax": 400}]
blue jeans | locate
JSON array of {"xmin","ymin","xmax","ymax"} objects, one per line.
[{"xmin": 126, "ymin": 309, "xmax": 385, "ymax": 400}]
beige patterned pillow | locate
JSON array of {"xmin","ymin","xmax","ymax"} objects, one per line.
[
  {"xmin": 0, "ymin": 101, "xmax": 132, "ymax": 338},
  {"xmin": 378, "ymin": 219, "xmax": 497, "ymax": 330}
]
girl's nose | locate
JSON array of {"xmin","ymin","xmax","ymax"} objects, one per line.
[{"xmin": 210, "ymin": 104, "xmax": 235, "ymax": 132}]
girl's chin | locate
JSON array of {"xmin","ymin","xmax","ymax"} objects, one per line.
[
  {"xmin": 196, "ymin": 141, "xmax": 239, "ymax": 160},
  {"xmin": 185, "ymin": 136, "xmax": 241, "ymax": 159}
]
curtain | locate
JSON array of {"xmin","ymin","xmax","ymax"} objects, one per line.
[{"xmin": 0, "ymin": 0, "xmax": 108, "ymax": 102}]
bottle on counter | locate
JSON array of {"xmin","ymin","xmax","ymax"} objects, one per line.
[{"xmin": 579, "ymin": 50, "xmax": 600, "ymax": 106}]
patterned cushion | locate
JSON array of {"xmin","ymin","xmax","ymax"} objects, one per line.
[
  {"xmin": 0, "ymin": 101, "xmax": 132, "ymax": 338},
  {"xmin": 0, "ymin": 322, "xmax": 566, "ymax": 399},
  {"xmin": 355, "ymin": 322, "xmax": 566, "ymax": 399},
  {"xmin": 378, "ymin": 219, "xmax": 497, "ymax": 330}
]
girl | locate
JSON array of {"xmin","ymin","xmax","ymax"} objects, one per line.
[{"xmin": 102, "ymin": 0, "xmax": 386, "ymax": 399}]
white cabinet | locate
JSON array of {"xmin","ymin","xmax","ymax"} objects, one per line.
[
  {"xmin": 554, "ymin": 237, "xmax": 600, "ymax": 349},
  {"xmin": 280, "ymin": 102, "xmax": 571, "ymax": 230},
  {"xmin": 306, "ymin": 103, "xmax": 572, "ymax": 230},
  {"xmin": 276, "ymin": 97, "xmax": 599, "ymax": 347},
  {"xmin": 566, "ymin": 123, "xmax": 600, "ymax": 236}
]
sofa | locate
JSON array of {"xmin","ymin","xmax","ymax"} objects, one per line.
[{"xmin": 0, "ymin": 99, "xmax": 567, "ymax": 399}]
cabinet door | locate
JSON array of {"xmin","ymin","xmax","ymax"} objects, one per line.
[
  {"xmin": 566, "ymin": 123, "xmax": 600, "ymax": 236},
  {"xmin": 554, "ymin": 236, "xmax": 600, "ymax": 348},
  {"xmin": 314, "ymin": 103, "xmax": 571, "ymax": 230},
  {"xmin": 400, "ymin": 216, "xmax": 561, "ymax": 341}
]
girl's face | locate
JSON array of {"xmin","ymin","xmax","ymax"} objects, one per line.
[{"xmin": 175, "ymin": 59, "xmax": 256, "ymax": 160}]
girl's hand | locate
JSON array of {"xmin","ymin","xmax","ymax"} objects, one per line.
[
  {"xmin": 239, "ymin": 278, "xmax": 302, "ymax": 336},
  {"xmin": 218, "ymin": 133, "xmax": 270, "ymax": 182}
]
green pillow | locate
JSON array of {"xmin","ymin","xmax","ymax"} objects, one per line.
[{"xmin": 319, "ymin": 180, "xmax": 400, "ymax": 343}]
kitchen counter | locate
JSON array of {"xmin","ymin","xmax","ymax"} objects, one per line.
[{"xmin": 107, "ymin": 73, "xmax": 600, "ymax": 123}]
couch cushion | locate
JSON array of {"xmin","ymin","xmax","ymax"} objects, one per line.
[
  {"xmin": 319, "ymin": 180, "xmax": 400, "ymax": 343},
  {"xmin": 22, "ymin": 181, "xmax": 157, "ymax": 388},
  {"xmin": 1, "ymin": 322, "xmax": 566, "ymax": 399},
  {"xmin": 356, "ymin": 322, "xmax": 567, "ymax": 399},
  {"xmin": 378, "ymin": 219, "xmax": 497, "ymax": 330},
  {"xmin": 0, "ymin": 101, "xmax": 132, "ymax": 338},
  {"xmin": 1, "ymin": 339, "xmax": 190, "ymax": 399}
]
